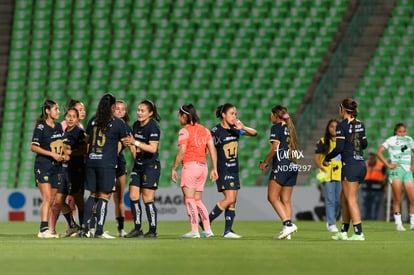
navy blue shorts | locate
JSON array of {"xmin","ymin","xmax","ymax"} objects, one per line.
[
  {"xmin": 34, "ymin": 164, "xmax": 63, "ymax": 189},
  {"xmin": 129, "ymin": 162, "xmax": 161, "ymax": 190},
  {"xmin": 342, "ymin": 161, "xmax": 367, "ymax": 183},
  {"xmin": 85, "ymin": 167, "xmax": 117, "ymax": 193},
  {"xmin": 269, "ymin": 168, "xmax": 298, "ymax": 186},
  {"xmin": 116, "ymin": 157, "xmax": 127, "ymax": 178},
  {"xmin": 216, "ymin": 172, "xmax": 240, "ymax": 192},
  {"xmin": 59, "ymin": 164, "xmax": 85, "ymax": 195}
]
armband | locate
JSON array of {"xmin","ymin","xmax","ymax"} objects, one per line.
[{"xmin": 239, "ymin": 129, "xmax": 245, "ymax": 135}]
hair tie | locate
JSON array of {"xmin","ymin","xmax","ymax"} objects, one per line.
[
  {"xmin": 282, "ymin": 113, "xmax": 289, "ymax": 119},
  {"xmin": 180, "ymin": 106, "xmax": 190, "ymax": 115},
  {"xmin": 146, "ymin": 99, "xmax": 155, "ymax": 109},
  {"xmin": 340, "ymin": 104, "xmax": 354, "ymax": 113}
]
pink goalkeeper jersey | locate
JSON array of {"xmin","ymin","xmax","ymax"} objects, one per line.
[{"xmin": 178, "ymin": 123, "xmax": 212, "ymax": 164}]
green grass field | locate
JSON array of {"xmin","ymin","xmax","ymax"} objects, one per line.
[{"xmin": 0, "ymin": 220, "xmax": 413, "ymax": 275}]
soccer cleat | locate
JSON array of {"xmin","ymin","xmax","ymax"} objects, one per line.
[
  {"xmin": 200, "ymin": 230, "xmax": 214, "ymax": 238},
  {"xmin": 223, "ymin": 231, "xmax": 241, "ymax": 239},
  {"xmin": 144, "ymin": 231, "xmax": 158, "ymax": 238},
  {"xmin": 38, "ymin": 230, "xmax": 59, "ymax": 239},
  {"xmin": 327, "ymin": 223, "xmax": 339, "ymax": 233},
  {"xmin": 331, "ymin": 232, "xmax": 348, "ymax": 240},
  {"xmin": 86, "ymin": 228, "xmax": 96, "ymax": 238},
  {"xmin": 117, "ymin": 229, "xmax": 127, "ymax": 237},
  {"xmin": 95, "ymin": 231, "xmax": 116, "ymax": 239},
  {"xmin": 410, "ymin": 224, "xmax": 414, "ymax": 230},
  {"xmin": 285, "ymin": 234, "xmax": 292, "ymax": 240},
  {"xmin": 347, "ymin": 233, "xmax": 365, "ymax": 241},
  {"xmin": 181, "ymin": 231, "xmax": 200, "ymax": 238},
  {"xmin": 125, "ymin": 229, "xmax": 144, "ymax": 238},
  {"xmin": 61, "ymin": 226, "xmax": 80, "ymax": 238},
  {"xmin": 76, "ymin": 231, "xmax": 89, "ymax": 238},
  {"xmin": 396, "ymin": 224, "xmax": 406, "ymax": 231},
  {"xmin": 277, "ymin": 224, "xmax": 298, "ymax": 240}
]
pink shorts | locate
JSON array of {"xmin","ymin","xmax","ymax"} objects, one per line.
[{"xmin": 180, "ymin": 162, "xmax": 208, "ymax": 191}]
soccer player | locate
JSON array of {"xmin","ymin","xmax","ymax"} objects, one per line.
[
  {"xmin": 55, "ymin": 107, "xmax": 87, "ymax": 237},
  {"xmin": 31, "ymin": 99, "xmax": 66, "ymax": 238},
  {"xmin": 79, "ymin": 93, "xmax": 129, "ymax": 238},
  {"xmin": 324, "ymin": 98, "xmax": 368, "ymax": 241},
  {"xmin": 314, "ymin": 119, "xmax": 342, "ymax": 233},
  {"xmin": 377, "ymin": 122, "xmax": 414, "ymax": 231},
  {"xmin": 172, "ymin": 104, "xmax": 218, "ymax": 238},
  {"xmin": 207, "ymin": 103, "xmax": 257, "ymax": 238},
  {"xmin": 50, "ymin": 99, "xmax": 87, "ymax": 235},
  {"xmin": 113, "ymin": 100, "xmax": 133, "ymax": 237},
  {"xmin": 124, "ymin": 100, "xmax": 161, "ymax": 238},
  {"xmin": 259, "ymin": 105, "xmax": 299, "ymax": 240}
]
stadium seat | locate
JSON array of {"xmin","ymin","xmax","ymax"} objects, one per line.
[{"xmin": 2, "ymin": 0, "xmax": 353, "ymax": 187}]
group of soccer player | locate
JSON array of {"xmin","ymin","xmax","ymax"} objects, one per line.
[
  {"xmin": 31, "ymin": 93, "xmax": 414, "ymax": 240},
  {"xmin": 30, "ymin": 92, "xmax": 287, "ymax": 239}
]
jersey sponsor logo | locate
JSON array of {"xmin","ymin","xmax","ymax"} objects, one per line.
[
  {"xmin": 135, "ymin": 134, "xmax": 145, "ymax": 139},
  {"xmin": 88, "ymin": 153, "xmax": 103, "ymax": 160},
  {"xmin": 51, "ymin": 133, "xmax": 64, "ymax": 139}
]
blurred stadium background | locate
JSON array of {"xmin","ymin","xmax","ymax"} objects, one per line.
[{"xmin": 0, "ymin": 0, "xmax": 412, "ymax": 190}]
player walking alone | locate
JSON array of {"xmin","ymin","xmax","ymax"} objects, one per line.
[{"xmin": 259, "ymin": 105, "xmax": 299, "ymax": 240}]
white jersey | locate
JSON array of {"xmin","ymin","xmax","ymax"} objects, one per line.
[{"xmin": 382, "ymin": 135, "xmax": 414, "ymax": 172}]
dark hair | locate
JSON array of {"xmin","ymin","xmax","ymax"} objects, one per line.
[
  {"xmin": 216, "ymin": 103, "xmax": 235, "ymax": 119},
  {"xmin": 116, "ymin": 100, "xmax": 130, "ymax": 123},
  {"xmin": 140, "ymin": 99, "xmax": 160, "ymax": 122},
  {"xmin": 179, "ymin": 104, "xmax": 200, "ymax": 125},
  {"xmin": 36, "ymin": 99, "xmax": 58, "ymax": 124},
  {"xmin": 95, "ymin": 93, "xmax": 116, "ymax": 131},
  {"xmin": 341, "ymin": 98, "xmax": 358, "ymax": 117},
  {"xmin": 66, "ymin": 98, "xmax": 81, "ymax": 110},
  {"xmin": 393, "ymin": 122, "xmax": 406, "ymax": 135},
  {"xmin": 64, "ymin": 107, "xmax": 79, "ymax": 118},
  {"xmin": 341, "ymin": 98, "xmax": 359, "ymax": 142},
  {"xmin": 322, "ymin": 119, "xmax": 339, "ymax": 155},
  {"xmin": 271, "ymin": 105, "xmax": 299, "ymax": 163}
]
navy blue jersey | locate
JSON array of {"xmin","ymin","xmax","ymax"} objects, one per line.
[
  {"xmin": 32, "ymin": 121, "xmax": 64, "ymax": 171},
  {"xmin": 85, "ymin": 116, "xmax": 128, "ymax": 168},
  {"xmin": 63, "ymin": 125, "xmax": 86, "ymax": 168},
  {"xmin": 132, "ymin": 119, "xmax": 160, "ymax": 165},
  {"xmin": 269, "ymin": 122, "xmax": 293, "ymax": 168},
  {"xmin": 211, "ymin": 124, "xmax": 240, "ymax": 174},
  {"xmin": 325, "ymin": 118, "xmax": 368, "ymax": 164}
]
